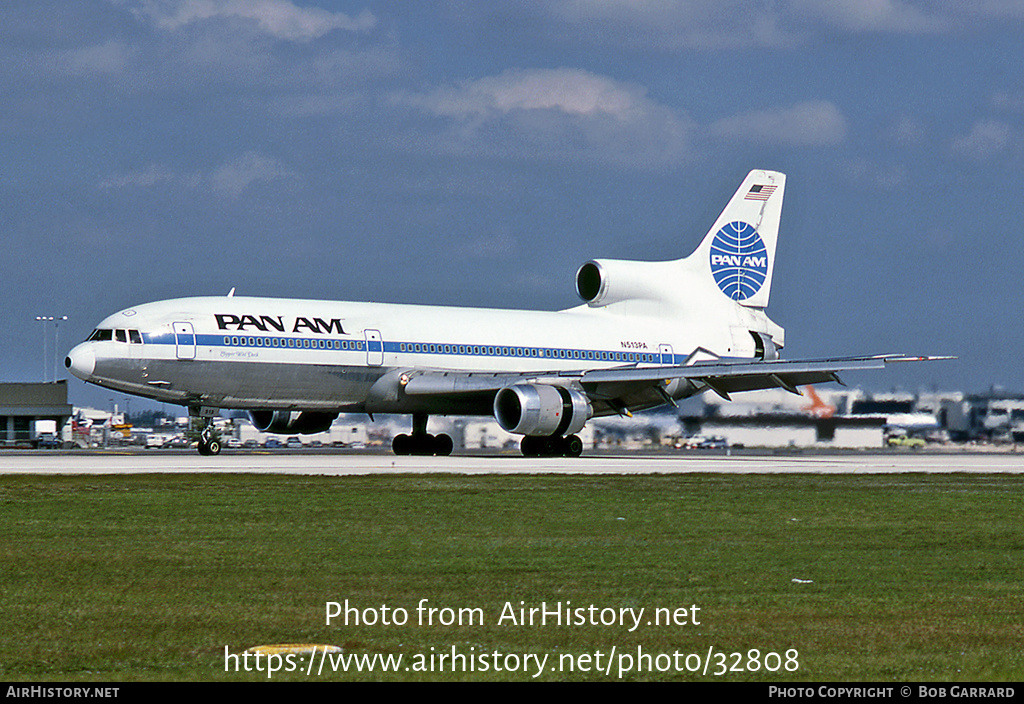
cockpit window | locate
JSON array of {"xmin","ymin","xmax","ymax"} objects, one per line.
[
  {"xmin": 115, "ymin": 329, "xmax": 128, "ymax": 343},
  {"xmin": 129, "ymin": 330, "xmax": 142, "ymax": 344},
  {"xmin": 88, "ymin": 329, "xmax": 113, "ymax": 342}
]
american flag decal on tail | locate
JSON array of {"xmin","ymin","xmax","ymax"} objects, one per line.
[{"xmin": 745, "ymin": 184, "xmax": 777, "ymax": 201}]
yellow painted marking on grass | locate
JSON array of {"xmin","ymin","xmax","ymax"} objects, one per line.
[{"xmin": 245, "ymin": 644, "xmax": 342, "ymax": 656}]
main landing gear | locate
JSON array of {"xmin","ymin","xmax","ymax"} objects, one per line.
[
  {"xmin": 392, "ymin": 413, "xmax": 453, "ymax": 456},
  {"xmin": 520, "ymin": 434, "xmax": 584, "ymax": 458}
]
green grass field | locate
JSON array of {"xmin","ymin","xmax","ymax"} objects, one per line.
[{"xmin": 2, "ymin": 473, "xmax": 1022, "ymax": 681}]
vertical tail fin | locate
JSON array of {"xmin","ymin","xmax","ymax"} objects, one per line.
[{"xmin": 688, "ymin": 170, "xmax": 786, "ymax": 309}]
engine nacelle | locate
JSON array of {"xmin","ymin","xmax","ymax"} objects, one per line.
[
  {"xmin": 493, "ymin": 384, "xmax": 592, "ymax": 437},
  {"xmin": 248, "ymin": 410, "xmax": 337, "ymax": 435},
  {"xmin": 751, "ymin": 330, "xmax": 781, "ymax": 361},
  {"xmin": 576, "ymin": 259, "xmax": 675, "ymax": 308}
]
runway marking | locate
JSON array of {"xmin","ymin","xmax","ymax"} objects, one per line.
[{"xmin": 1, "ymin": 452, "xmax": 1022, "ymax": 475}]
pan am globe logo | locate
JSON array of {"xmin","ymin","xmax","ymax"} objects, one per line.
[{"xmin": 709, "ymin": 221, "xmax": 768, "ymax": 301}]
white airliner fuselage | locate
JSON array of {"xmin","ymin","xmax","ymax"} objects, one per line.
[{"xmin": 65, "ymin": 170, "xmax": 938, "ymax": 456}]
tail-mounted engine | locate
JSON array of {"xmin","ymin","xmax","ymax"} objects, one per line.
[
  {"xmin": 248, "ymin": 410, "xmax": 337, "ymax": 435},
  {"xmin": 576, "ymin": 259, "xmax": 677, "ymax": 308},
  {"xmin": 493, "ymin": 384, "xmax": 592, "ymax": 437},
  {"xmin": 751, "ymin": 330, "xmax": 780, "ymax": 360}
]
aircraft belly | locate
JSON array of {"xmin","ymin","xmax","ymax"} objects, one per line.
[
  {"xmin": 367, "ymin": 391, "xmax": 495, "ymax": 416},
  {"xmin": 99, "ymin": 358, "xmax": 382, "ymax": 410},
  {"xmin": 90, "ymin": 354, "xmax": 501, "ymax": 414}
]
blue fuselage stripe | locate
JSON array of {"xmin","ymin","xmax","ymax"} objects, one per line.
[{"xmin": 137, "ymin": 332, "xmax": 679, "ymax": 365}]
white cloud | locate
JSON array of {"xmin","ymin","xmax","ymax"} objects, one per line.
[
  {"xmin": 62, "ymin": 40, "xmax": 135, "ymax": 76},
  {"xmin": 129, "ymin": 0, "xmax": 376, "ymax": 41},
  {"xmin": 211, "ymin": 151, "xmax": 298, "ymax": 197},
  {"xmin": 992, "ymin": 91, "xmax": 1024, "ymax": 113},
  {"xmin": 396, "ymin": 68, "xmax": 693, "ymax": 167},
  {"xmin": 884, "ymin": 116, "xmax": 928, "ymax": 147},
  {"xmin": 491, "ymin": 0, "xmax": 1020, "ymax": 51},
  {"xmin": 951, "ymin": 120, "xmax": 1013, "ymax": 160},
  {"xmin": 100, "ymin": 152, "xmax": 296, "ymax": 197},
  {"xmin": 972, "ymin": 0, "xmax": 1024, "ymax": 21},
  {"xmin": 786, "ymin": 0, "xmax": 948, "ymax": 33},
  {"xmin": 536, "ymin": 0, "xmax": 799, "ymax": 50},
  {"xmin": 710, "ymin": 100, "xmax": 848, "ymax": 147},
  {"xmin": 407, "ymin": 68, "xmax": 653, "ymax": 121},
  {"xmin": 100, "ymin": 164, "xmax": 201, "ymax": 189},
  {"xmin": 398, "ymin": 69, "xmax": 856, "ymax": 164},
  {"xmin": 463, "ymin": 230, "xmax": 520, "ymax": 259},
  {"xmin": 844, "ymin": 158, "xmax": 907, "ymax": 189}
]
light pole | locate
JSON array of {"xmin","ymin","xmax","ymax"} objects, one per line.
[
  {"xmin": 54, "ymin": 316, "xmax": 68, "ymax": 381},
  {"xmin": 35, "ymin": 316, "xmax": 53, "ymax": 382},
  {"xmin": 35, "ymin": 315, "xmax": 68, "ymax": 382}
]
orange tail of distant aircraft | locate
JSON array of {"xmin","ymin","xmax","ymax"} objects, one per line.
[{"xmin": 803, "ymin": 385, "xmax": 836, "ymax": 418}]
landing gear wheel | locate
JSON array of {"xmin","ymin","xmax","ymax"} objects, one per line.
[
  {"xmin": 197, "ymin": 438, "xmax": 221, "ymax": 456},
  {"xmin": 392, "ymin": 434, "xmax": 412, "ymax": 456},
  {"xmin": 196, "ymin": 421, "xmax": 222, "ymax": 456},
  {"xmin": 392, "ymin": 432, "xmax": 454, "ymax": 456},
  {"xmin": 563, "ymin": 435, "xmax": 583, "ymax": 457},
  {"xmin": 520, "ymin": 435, "xmax": 583, "ymax": 457},
  {"xmin": 433, "ymin": 433, "xmax": 453, "ymax": 457},
  {"xmin": 541, "ymin": 436, "xmax": 562, "ymax": 456}
]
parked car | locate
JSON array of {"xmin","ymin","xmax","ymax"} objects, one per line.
[
  {"xmin": 286, "ymin": 436, "xmax": 303, "ymax": 448},
  {"xmin": 35, "ymin": 435, "xmax": 62, "ymax": 449},
  {"xmin": 888, "ymin": 435, "xmax": 925, "ymax": 448},
  {"xmin": 676, "ymin": 435, "xmax": 728, "ymax": 450}
]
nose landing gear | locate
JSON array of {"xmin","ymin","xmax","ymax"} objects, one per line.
[
  {"xmin": 197, "ymin": 426, "xmax": 222, "ymax": 456},
  {"xmin": 190, "ymin": 406, "xmax": 222, "ymax": 456}
]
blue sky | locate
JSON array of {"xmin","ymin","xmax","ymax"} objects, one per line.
[{"xmin": 3, "ymin": 1, "xmax": 1023, "ymax": 409}]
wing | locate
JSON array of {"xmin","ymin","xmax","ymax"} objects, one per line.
[
  {"xmin": 578, "ymin": 354, "xmax": 946, "ymax": 400},
  {"xmin": 400, "ymin": 354, "xmax": 952, "ymax": 416}
]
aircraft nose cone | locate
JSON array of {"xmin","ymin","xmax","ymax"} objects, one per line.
[{"xmin": 65, "ymin": 344, "xmax": 95, "ymax": 380}]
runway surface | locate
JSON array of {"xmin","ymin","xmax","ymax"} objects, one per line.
[{"xmin": 1, "ymin": 450, "xmax": 1022, "ymax": 474}]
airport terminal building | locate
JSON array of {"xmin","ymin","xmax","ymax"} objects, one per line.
[{"xmin": 0, "ymin": 381, "xmax": 74, "ymax": 447}]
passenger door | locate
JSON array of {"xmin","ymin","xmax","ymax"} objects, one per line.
[
  {"xmin": 659, "ymin": 344, "xmax": 674, "ymax": 366},
  {"xmin": 365, "ymin": 329, "xmax": 383, "ymax": 367},
  {"xmin": 173, "ymin": 322, "xmax": 196, "ymax": 360}
]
